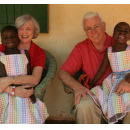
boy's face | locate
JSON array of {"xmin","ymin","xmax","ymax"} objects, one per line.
[
  {"xmin": 1, "ymin": 30, "xmax": 19, "ymax": 49},
  {"xmin": 113, "ymin": 23, "xmax": 130, "ymax": 44}
]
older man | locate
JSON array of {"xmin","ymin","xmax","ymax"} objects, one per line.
[{"xmin": 59, "ymin": 12, "xmax": 114, "ymax": 124}]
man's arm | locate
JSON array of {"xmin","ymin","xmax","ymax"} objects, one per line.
[
  {"xmin": 59, "ymin": 70, "xmax": 84, "ymax": 92},
  {"xmin": 59, "ymin": 70, "xmax": 93, "ymax": 105}
]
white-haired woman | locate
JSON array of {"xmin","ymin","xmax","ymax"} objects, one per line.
[{"xmin": 0, "ymin": 14, "xmax": 49, "ymax": 124}]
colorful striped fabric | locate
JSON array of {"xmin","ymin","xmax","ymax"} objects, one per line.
[
  {"xmin": 90, "ymin": 46, "xmax": 130, "ymax": 124},
  {"xmin": 0, "ymin": 51, "xmax": 28, "ymax": 76},
  {"xmin": 0, "ymin": 51, "xmax": 49, "ymax": 124}
]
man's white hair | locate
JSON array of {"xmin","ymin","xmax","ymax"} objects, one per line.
[{"xmin": 82, "ymin": 12, "xmax": 104, "ymax": 28}]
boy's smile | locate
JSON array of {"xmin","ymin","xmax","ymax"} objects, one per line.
[
  {"xmin": 118, "ymin": 34, "xmax": 126, "ymax": 42},
  {"xmin": 113, "ymin": 23, "xmax": 130, "ymax": 44}
]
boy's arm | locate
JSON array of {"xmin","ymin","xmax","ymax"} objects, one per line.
[
  {"xmin": 25, "ymin": 50, "xmax": 31, "ymax": 75},
  {"xmin": 124, "ymin": 73, "xmax": 130, "ymax": 83},
  {"xmin": 0, "ymin": 61, "xmax": 7, "ymax": 77},
  {"xmin": 90, "ymin": 51, "xmax": 109, "ymax": 88}
]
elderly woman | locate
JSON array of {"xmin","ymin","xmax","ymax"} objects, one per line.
[{"xmin": 0, "ymin": 14, "xmax": 49, "ymax": 123}]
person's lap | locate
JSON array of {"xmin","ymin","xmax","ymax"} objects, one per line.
[{"xmin": 74, "ymin": 94, "xmax": 101, "ymax": 124}]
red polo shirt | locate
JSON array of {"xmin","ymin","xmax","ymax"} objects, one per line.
[
  {"xmin": 0, "ymin": 41, "xmax": 46, "ymax": 71},
  {"xmin": 61, "ymin": 33, "xmax": 115, "ymax": 86}
]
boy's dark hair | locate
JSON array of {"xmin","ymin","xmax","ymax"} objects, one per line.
[
  {"xmin": 113, "ymin": 22, "xmax": 130, "ymax": 32},
  {"xmin": 1, "ymin": 25, "xmax": 17, "ymax": 37}
]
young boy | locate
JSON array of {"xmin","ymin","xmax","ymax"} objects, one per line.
[
  {"xmin": 0, "ymin": 25, "xmax": 36, "ymax": 103},
  {"xmin": 89, "ymin": 22, "xmax": 130, "ymax": 123}
]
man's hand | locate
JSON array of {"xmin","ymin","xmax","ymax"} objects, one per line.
[
  {"xmin": 115, "ymin": 79, "xmax": 130, "ymax": 95},
  {"xmin": 75, "ymin": 86, "xmax": 94, "ymax": 105},
  {"xmin": 59, "ymin": 70, "xmax": 94, "ymax": 105}
]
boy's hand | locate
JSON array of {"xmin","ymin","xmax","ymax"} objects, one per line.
[{"xmin": 115, "ymin": 79, "xmax": 130, "ymax": 95}]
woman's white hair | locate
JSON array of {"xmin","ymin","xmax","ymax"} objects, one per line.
[
  {"xmin": 82, "ymin": 12, "xmax": 104, "ymax": 28},
  {"xmin": 15, "ymin": 14, "xmax": 40, "ymax": 39}
]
